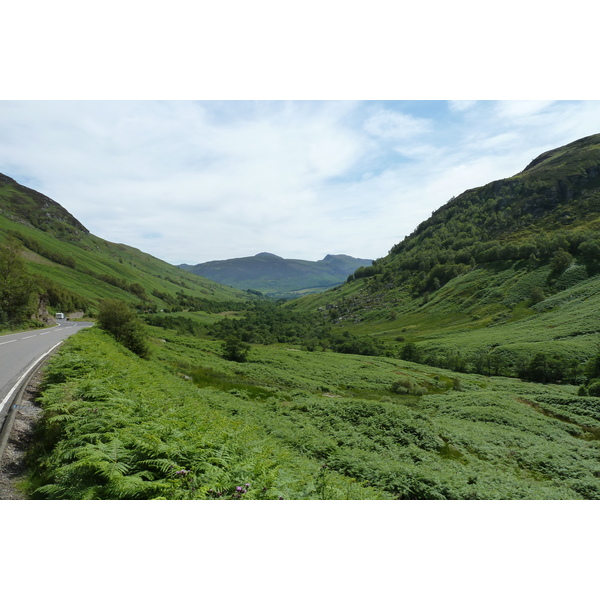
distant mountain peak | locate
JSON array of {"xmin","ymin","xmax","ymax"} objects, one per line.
[{"xmin": 179, "ymin": 252, "xmax": 373, "ymax": 296}]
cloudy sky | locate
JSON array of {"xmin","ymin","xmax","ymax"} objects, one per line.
[{"xmin": 1, "ymin": 100, "xmax": 600, "ymax": 265}]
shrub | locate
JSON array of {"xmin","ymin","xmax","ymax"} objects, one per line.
[
  {"xmin": 221, "ymin": 337, "xmax": 251, "ymax": 362},
  {"xmin": 550, "ymin": 249, "xmax": 573, "ymax": 275},
  {"xmin": 391, "ymin": 378, "xmax": 426, "ymax": 396},
  {"xmin": 529, "ymin": 286, "xmax": 545, "ymax": 305},
  {"xmin": 400, "ymin": 342, "xmax": 422, "ymax": 363},
  {"xmin": 587, "ymin": 379, "xmax": 600, "ymax": 397},
  {"xmin": 96, "ymin": 299, "xmax": 150, "ymax": 358}
]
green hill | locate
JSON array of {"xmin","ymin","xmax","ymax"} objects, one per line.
[
  {"xmin": 289, "ymin": 133, "xmax": 600, "ymax": 379},
  {"xmin": 0, "ymin": 173, "xmax": 249, "ymax": 327},
  {"xmin": 6, "ymin": 137, "xmax": 600, "ymax": 501},
  {"xmin": 179, "ymin": 252, "xmax": 373, "ymax": 297}
]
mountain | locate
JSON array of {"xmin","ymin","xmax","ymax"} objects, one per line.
[
  {"xmin": 0, "ymin": 173, "xmax": 249, "ymax": 324},
  {"xmin": 179, "ymin": 252, "xmax": 373, "ymax": 297},
  {"xmin": 290, "ymin": 133, "xmax": 600, "ymax": 378}
]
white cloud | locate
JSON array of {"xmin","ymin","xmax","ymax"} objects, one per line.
[
  {"xmin": 363, "ymin": 109, "xmax": 432, "ymax": 140},
  {"xmin": 1, "ymin": 100, "xmax": 600, "ymax": 265},
  {"xmin": 494, "ymin": 100, "xmax": 557, "ymax": 120},
  {"xmin": 448, "ymin": 100, "xmax": 477, "ymax": 112}
]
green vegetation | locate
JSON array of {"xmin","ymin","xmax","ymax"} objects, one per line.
[
  {"xmin": 290, "ymin": 134, "xmax": 600, "ymax": 382},
  {"xmin": 8, "ymin": 135, "xmax": 600, "ymax": 500},
  {"xmin": 0, "ymin": 173, "xmax": 250, "ymax": 331},
  {"xmin": 25, "ymin": 326, "xmax": 600, "ymax": 499},
  {"xmin": 96, "ymin": 299, "xmax": 150, "ymax": 358},
  {"xmin": 26, "ymin": 329, "xmax": 386, "ymax": 500},
  {"xmin": 221, "ymin": 337, "xmax": 251, "ymax": 362},
  {"xmin": 0, "ymin": 238, "xmax": 37, "ymax": 324},
  {"xmin": 181, "ymin": 252, "xmax": 373, "ymax": 297}
]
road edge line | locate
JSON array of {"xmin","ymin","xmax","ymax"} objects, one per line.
[{"xmin": 0, "ymin": 340, "xmax": 64, "ymax": 461}]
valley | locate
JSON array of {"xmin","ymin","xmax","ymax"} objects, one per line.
[
  {"xmin": 2, "ymin": 133, "xmax": 600, "ymax": 499},
  {"xmin": 179, "ymin": 252, "xmax": 373, "ymax": 297}
]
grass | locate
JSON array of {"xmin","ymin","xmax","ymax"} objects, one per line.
[
  {"xmin": 25, "ymin": 324, "xmax": 600, "ymax": 499},
  {"xmin": 292, "ymin": 260, "xmax": 600, "ymax": 381},
  {"xmin": 0, "ymin": 212, "xmax": 249, "ymax": 314}
]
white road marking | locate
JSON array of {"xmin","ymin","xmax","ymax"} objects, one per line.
[
  {"xmin": 0, "ymin": 341, "xmax": 64, "ymax": 413},
  {"xmin": 21, "ymin": 335, "xmax": 35, "ymax": 339},
  {"xmin": 0, "ymin": 340, "xmax": 16, "ymax": 345}
]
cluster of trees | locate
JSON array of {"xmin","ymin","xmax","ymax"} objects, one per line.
[
  {"xmin": 347, "ymin": 176, "xmax": 600, "ymax": 297},
  {"xmin": 576, "ymin": 350, "xmax": 600, "ymax": 396},
  {"xmin": 95, "ymin": 273, "xmax": 148, "ymax": 299},
  {"xmin": 143, "ymin": 313, "xmax": 205, "ymax": 336},
  {"xmin": 208, "ymin": 301, "xmax": 386, "ymax": 357},
  {"xmin": 398, "ymin": 340, "xmax": 587, "ymax": 384},
  {"xmin": 1, "ymin": 240, "xmax": 91, "ymax": 327},
  {"xmin": 208, "ymin": 302, "xmax": 324, "ymax": 345},
  {"xmin": 399, "ymin": 343, "xmax": 509, "ymax": 377},
  {"xmin": 150, "ymin": 289, "xmax": 246, "ymax": 314},
  {"xmin": 0, "ymin": 240, "xmax": 37, "ymax": 325},
  {"xmin": 518, "ymin": 353, "xmax": 582, "ymax": 384},
  {"xmin": 374, "ymin": 229, "xmax": 600, "ymax": 297},
  {"xmin": 40, "ymin": 276, "xmax": 90, "ymax": 314}
]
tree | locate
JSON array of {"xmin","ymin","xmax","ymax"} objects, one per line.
[
  {"xmin": 519, "ymin": 352, "xmax": 568, "ymax": 383},
  {"xmin": 529, "ymin": 286, "xmax": 545, "ymax": 305},
  {"xmin": 96, "ymin": 299, "xmax": 150, "ymax": 358},
  {"xmin": 0, "ymin": 240, "xmax": 36, "ymax": 325},
  {"xmin": 550, "ymin": 249, "xmax": 573, "ymax": 275},
  {"xmin": 400, "ymin": 341, "xmax": 422, "ymax": 363},
  {"xmin": 221, "ymin": 337, "xmax": 251, "ymax": 362}
]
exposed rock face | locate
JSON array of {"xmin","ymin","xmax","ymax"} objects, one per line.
[
  {"xmin": 32, "ymin": 296, "xmax": 54, "ymax": 325},
  {"xmin": 0, "ymin": 172, "xmax": 89, "ymax": 237}
]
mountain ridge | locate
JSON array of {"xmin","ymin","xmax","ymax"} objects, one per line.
[
  {"xmin": 0, "ymin": 173, "xmax": 89, "ymax": 238},
  {"xmin": 290, "ymin": 133, "xmax": 600, "ymax": 379},
  {"xmin": 0, "ymin": 172, "xmax": 249, "ymax": 325},
  {"xmin": 179, "ymin": 252, "xmax": 373, "ymax": 297}
]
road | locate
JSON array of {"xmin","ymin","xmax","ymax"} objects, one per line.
[{"xmin": 0, "ymin": 321, "xmax": 93, "ymax": 431}]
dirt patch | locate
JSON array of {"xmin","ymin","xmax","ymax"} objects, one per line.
[{"xmin": 0, "ymin": 372, "xmax": 44, "ymax": 500}]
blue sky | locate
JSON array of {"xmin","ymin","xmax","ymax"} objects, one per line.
[{"xmin": 1, "ymin": 100, "xmax": 600, "ymax": 265}]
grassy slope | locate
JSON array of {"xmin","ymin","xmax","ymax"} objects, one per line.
[
  {"xmin": 10, "ymin": 137, "xmax": 600, "ymax": 500},
  {"xmin": 27, "ymin": 326, "xmax": 600, "ymax": 499},
  {"xmin": 289, "ymin": 134, "xmax": 600, "ymax": 368},
  {"xmin": 0, "ymin": 176, "xmax": 249, "ymax": 312},
  {"xmin": 183, "ymin": 253, "xmax": 373, "ymax": 295}
]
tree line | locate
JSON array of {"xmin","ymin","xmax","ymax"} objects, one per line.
[{"xmin": 0, "ymin": 239, "xmax": 89, "ymax": 327}]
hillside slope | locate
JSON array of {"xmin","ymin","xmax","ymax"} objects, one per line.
[
  {"xmin": 180, "ymin": 252, "xmax": 373, "ymax": 296},
  {"xmin": 0, "ymin": 173, "xmax": 249, "ymax": 324},
  {"xmin": 290, "ymin": 133, "xmax": 600, "ymax": 377}
]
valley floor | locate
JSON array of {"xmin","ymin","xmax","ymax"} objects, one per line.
[{"xmin": 16, "ymin": 325, "xmax": 600, "ymax": 500}]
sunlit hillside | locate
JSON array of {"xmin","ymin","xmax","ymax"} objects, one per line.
[{"xmin": 0, "ymin": 172, "xmax": 249, "ymax": 324}]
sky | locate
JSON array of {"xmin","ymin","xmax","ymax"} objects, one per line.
[{"xmin": 2, "ymin": 99, "xmax": 600, "ymax": 266}]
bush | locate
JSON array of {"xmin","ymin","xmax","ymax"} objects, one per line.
[
  {"xmin": 221, "ymin": 337, "xmax": 251, "ymax": 362},
  {"xmin": 529, "ymin": 286, "xmax": 545, "ymax": 305},
  {"xmin": 587, "ymin": 379, "xmax": 600, "ymax": 397},
  {"xmin": 391, "ymin": 378, "xmax": 427, "ymax": 396},
  {"xmin": 96, "ymin": 299, "xmax": 150, "ymax": 358},
  {"xmin": 400, "ymin": 342, "xmax": 422, "ymax": 363}
]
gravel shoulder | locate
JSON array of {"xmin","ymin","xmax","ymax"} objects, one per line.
[{"xmin": 0, "ymin": 372, "xmax": 44, "ymax": 500}]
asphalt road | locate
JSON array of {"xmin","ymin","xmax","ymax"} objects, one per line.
[{"xmin": 0, "ymin": 321, "xmax": 93, "ymax": 429}]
